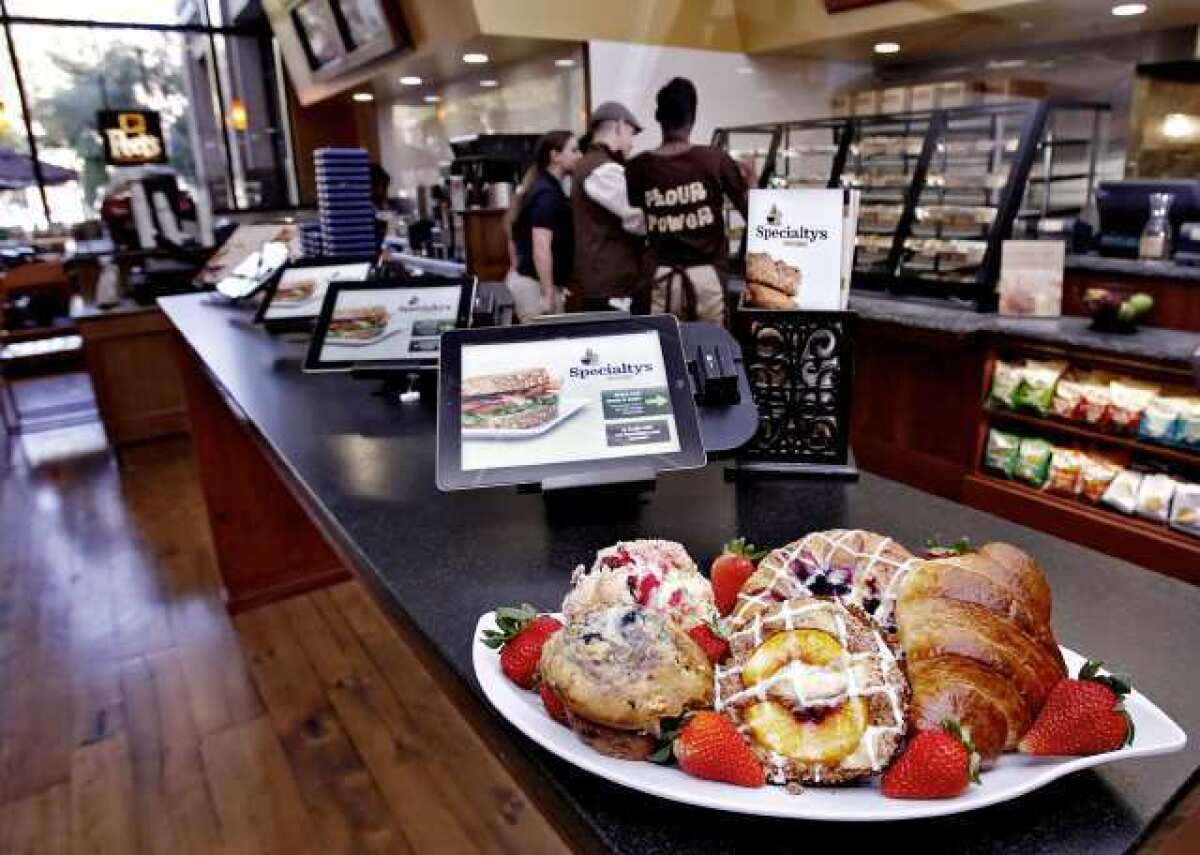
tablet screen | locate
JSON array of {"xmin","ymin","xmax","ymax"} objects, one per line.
[
  {"xmin": 261, "ymin": 262, "xmax": 371, "ymax": 322},
  {"xmin": 313, "ymin": 284, "xmax": 463, "ymax": 367}
]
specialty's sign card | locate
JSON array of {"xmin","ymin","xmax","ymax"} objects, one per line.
[{"xmin": 745, "ymin": 188, "xmax": 845, "ymax": 310}]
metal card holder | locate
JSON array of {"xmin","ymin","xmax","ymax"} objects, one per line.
[{"xmin": 729, "ymin": 301, "xmax": 858, "ymax": 479}]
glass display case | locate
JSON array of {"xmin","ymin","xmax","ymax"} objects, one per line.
[{"xmin": 714, "ymin": 100, "xmax": 1111, "ymax": 309}]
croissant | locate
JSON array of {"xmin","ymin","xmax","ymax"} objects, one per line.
[{"xmin": 894, "ymin": 542, "xmax": 1066, "ymax": 759}]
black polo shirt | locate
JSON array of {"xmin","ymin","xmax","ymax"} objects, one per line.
[{"xmin": 513, "ymin": 171, "xmax": 574, "ymax": 287}]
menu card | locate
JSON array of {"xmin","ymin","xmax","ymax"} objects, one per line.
[
  {"xmin": 745, "ymin": 188, "xmax": 846, "ymax": 311},
  {"xmin": 997, "ymin": 240, "xmax": 1065, "ymax": 317}
]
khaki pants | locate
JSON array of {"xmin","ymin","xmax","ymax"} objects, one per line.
[
  {"xmin": 506, "ymin": 271, "xmax": 565, "ymax": 323},
  {"xmin": 651, "ymin": 264, "xmax": 725, "ymax": 324}
]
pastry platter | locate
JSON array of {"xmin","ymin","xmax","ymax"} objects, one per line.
[{"xmin": 473, "ymin": 612, "xmax": 1186, "ymax": 821}]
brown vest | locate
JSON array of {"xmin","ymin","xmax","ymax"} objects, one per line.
[{"xmin": 570, "ymin": 144, "xmax": 644, "ymax": 300}]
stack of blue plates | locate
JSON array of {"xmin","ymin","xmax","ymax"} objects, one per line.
[
  {"xmin": 300, "ymin": 222, "xmax": 323, "ymax": 258},
  {"xmin": 315, "ymin": 147, "xmax": 377, "ymax": 257}
]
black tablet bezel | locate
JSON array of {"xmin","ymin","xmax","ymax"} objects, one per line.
[
  {"xmin": 303, "ymin": 274, "xmax": 476, "ymax": 373},
  {"xmin": 253, "ymin": 255, "xmax": 376, "ymax": 331},
  {"xmin": 436, "ymin": 315, "xmax": 707, "ymax": 491}
]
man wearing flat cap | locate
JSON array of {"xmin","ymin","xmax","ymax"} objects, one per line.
[{"xmin": 571, "ymin": 101, "xmax": 648, "ymax": 313}]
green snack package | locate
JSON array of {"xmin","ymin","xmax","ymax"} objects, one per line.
[
  {"xmin": 989, "ymin": 360, "xmax": 1022, "ymax": 409},
  {"xmin": 1014, "ymin": 438, "xmax": 1053, "ymax": 486},
  {"xmin": 1014, "ymin": 359, "xmax": 1068, "ymax": 416},
  {"xmin": 984, "ymin": 429, "xmax": 1020, "ymax": 477}
]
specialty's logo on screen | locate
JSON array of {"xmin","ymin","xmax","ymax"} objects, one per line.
[{"xmin": 567, "ymin": 345, "xmax": 653, "ymax": 381}]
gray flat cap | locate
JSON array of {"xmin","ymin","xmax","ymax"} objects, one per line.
[{"xmin": 589, "ymin": 101, "xmax": 642, "ymax": 134}]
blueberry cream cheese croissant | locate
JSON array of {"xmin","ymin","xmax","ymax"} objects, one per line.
[
  {"xmin": 717, "ymin": 598, "xmax": 909, "ymax": 785},
  {"xmin": 732, "ymin": 530, "xmax": 919, "ymax": 634},
  {"xmin": 539, "ymin": 605, "xmax": 713, "ymax": 760}
]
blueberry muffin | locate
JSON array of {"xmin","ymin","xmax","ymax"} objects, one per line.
[{"xmin": 539, "ymin": 605, "xmax": 714, "ymax": 760}]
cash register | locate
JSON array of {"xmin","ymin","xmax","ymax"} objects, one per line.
[{"xmin": 1095, "ymin": 179, "xmax": 1200, "ymax": 260}]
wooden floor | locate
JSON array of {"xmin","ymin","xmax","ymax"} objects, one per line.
[
  {"xmin": 0, "ymin": 375, "xmax": 570, "ymax": 855},
  {"xmin": 2, "ymin": 372, "xmax": 1197, "ymax": 855}
]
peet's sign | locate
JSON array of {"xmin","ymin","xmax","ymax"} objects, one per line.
[{"xmin": 98, "ymin": 110, "xmax": 167, "ymax": 166}]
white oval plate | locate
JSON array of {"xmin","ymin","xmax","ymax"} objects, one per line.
[{"xmin": 472, "ymin": 612, "xmax": 1186, "ymax": 821}]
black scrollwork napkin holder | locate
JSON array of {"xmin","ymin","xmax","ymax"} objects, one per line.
[{"xmin": 728, "ymin": 301, "xmax": 858, "ymax": 479}]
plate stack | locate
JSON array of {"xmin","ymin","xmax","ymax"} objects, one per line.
[
  {"xmin": 300, "ymin": 222, "xmax": 323, "ymax": 258},
  {"xmin": 315, "ymin": 147, "xmax": 377, "ymax": 259}
]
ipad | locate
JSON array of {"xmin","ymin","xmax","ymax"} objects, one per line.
[
  {"xmin": 304, "ymin": 275, "xmax": 475, "ymax": 372},
  {"xmin": 437, "ymin": 315, "xmax": 706, "ymax": 491},
  {"xmin": 254, "ymin": 257, "xmax": 373, "ymax": 329}
]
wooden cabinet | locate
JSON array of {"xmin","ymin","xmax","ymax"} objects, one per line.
[{"xmin": 75, "ymin": 302, "xmax": 188, "ymax": 445}]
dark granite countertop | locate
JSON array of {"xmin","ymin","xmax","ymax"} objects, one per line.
[
  {"xmin": 1066, "ymin": 254, "xmax": 1200, "ymax": 282},
  {"xmin": 849, "ymin": 291, "xmax": 1200, "ymax": 365},
  {"xmin": 161, "ymin": 292, "xmax": 1200, "ymax": 854}
]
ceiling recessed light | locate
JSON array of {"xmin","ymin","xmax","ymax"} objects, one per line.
[
  {"xmin": 399, "ymin": 75, "xmax": 422, "ymax": 85},
  {"xmin": 874, "ymin": 42, "xmax": 901, "ymax": 55},
  {"xmin": 479, "ymin": 79, "xmax": 498, "ymax": 87},
  {"xmin": 736, "ymin": 66, "xmax": 755, "ymax": 75},
  {"xmin": 554, "ymin": 58, "xmax": 576, "ymax": 67},
  {"xmin": 352, "ymin": 92, "xmax": 374, "ymax": 102},
  {"xmin": 462, "ymin": 52, "xmax": 489, "ymax": 64},
  {"xmin": 424, "ymin": 95, "xmax": 441, "ymax": 103},
  {"xmin": 1111, "ymin": 3, "xmax": 1147, "ymax": 16}
]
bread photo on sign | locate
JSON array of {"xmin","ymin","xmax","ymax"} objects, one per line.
[
  {"xmin": 745, "ymin": 251, "xmax": 801, "ymax": 308},
  {"xmin": 461, "ymin": 368, "xmax": 561, "ymax": 431}
]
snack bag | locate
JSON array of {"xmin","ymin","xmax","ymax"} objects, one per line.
[
  {"xmin": 1080, "ymin": 455, "xmax": 1120, "ymax": 504},
  {"xmin": 1138, "ymin": 396, "xmax": 1186, "ymax": 446},
  {"xmin": 1014, "ymin": 438, "xmax": 1053, "ymax": 486},
  {"xmin": 1014, "ymin": 360, "xmax": 1068, "ymax": 416},
  {"xmin": 1173, "ymin": 398, "xmax": 1200, "ymax": 449},
  {"xmin": 984, "ymin": 429, "xmax": 1021, "ymax": 477},
  {"xmin": 1135, "ymin": 473, "xmax": 1177, "ymax": 522},
  {"xmin": 1169, "ymin": 482, "xmax": 1200, "ymax": 537},
  {"xmin": 1051, "ymin": 375, "xmax": 1084, "ymax": 420},
  {"xmin": 1105, "ymin": 378, "xmax": 1160, "ymax": 434},
  {"xmin": 1102, "ymin": 469, "xmax": 1142, "ymax": 514},
  {"xmin": 1076, "ymin": 373, "xmax": 1113, "ymax": 425},
  {"xmin": 1043, "ymin": 448, "xmax": 1083, "ymax": 496},
  {"xmin": 988, "ymin": 360, "xmax": 1023, "ymax": 409}
]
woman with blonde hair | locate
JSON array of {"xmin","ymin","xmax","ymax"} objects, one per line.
[{"xmin": 505, "ymin": 130, "xmax": 581, "ymax": 321}]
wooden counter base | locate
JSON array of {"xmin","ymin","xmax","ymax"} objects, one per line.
[{"xmin": 175, "ymin": 333, "xmax": 349, "ymax": 612}]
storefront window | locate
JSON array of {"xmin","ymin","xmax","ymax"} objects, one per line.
[
  {"xmin": 0, "ymin": 4, "xmax": 295, "ymax": 230},
  {"xmin": 0, "ymin": 26, "xmax": 45, "ymax": 233}
]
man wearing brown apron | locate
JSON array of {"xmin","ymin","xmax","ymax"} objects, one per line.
[
  {"xmin": 570, "ymin": 102, "xmax": 648, "ymax": 314},
  {"xmin": 625, "ymin": 77, "xmax": 748, "ymax": 324}
]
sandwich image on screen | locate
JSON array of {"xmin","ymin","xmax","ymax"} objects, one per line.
[
  {"xmin": 327, "ymin": 305, "xmax": 389, "ymax": 341},
  {"xmin": 276, "ymin": 278, "xmax": 317, "ymax": 304},
  {"xmin": 461, "ymin": 369, "xmax": 561, "ymax": 431}
]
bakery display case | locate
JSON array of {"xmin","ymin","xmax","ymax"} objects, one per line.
[{"xmin": 715, "ymin": 100, "xmax": 1111, "ymax": 308}]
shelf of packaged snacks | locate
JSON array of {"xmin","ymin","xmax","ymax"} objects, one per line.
[
  {"xmin": 963, "ymin": 471, "xmax": 1200, "ymax": 585},
  {"xmin": 984, "ymin": 406, "xmax": 1200, "ymax": 473}
]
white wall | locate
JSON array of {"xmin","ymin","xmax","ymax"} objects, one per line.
[{"xmin": 587, "ymin": 40, "xmax": 870, "ymax": 153}]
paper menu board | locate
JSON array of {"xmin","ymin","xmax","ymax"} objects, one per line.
[
  {"xmin": 997, "ymin": 240, "xmax": 1065, "ymax": 318},
  {"xmin": 458, "ymin": 331, "xmax": 681, "ymax": 472},
  {"xmin": 745, "ymin": 189, "xmax": 845, "ymax": 311}
]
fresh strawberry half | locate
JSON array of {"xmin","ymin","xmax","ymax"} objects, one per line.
[
  {"xmin": 1019, "ymin": 660, "xmax": 1135, "ymax": 756},
  {"xmin": 481, "ymin": 605, "xmax": 562, "ymax": 690},
  {"xmin": 667, "ymin": 712, "xmax": 765, "ymax": 788},
  {"xmin": 711, "ymin": 537, "xmax": 767, "ymax": 616},
  {"xmin": 687, "ymin": 622, "xmax": 730, "ymax": 664},
  {"xmin": 539, "ymin": 684, "xmax": 568, "ymax": 725},
  {"xmin": 882, "ymin": 720, "xmax": 981, "ymax": 800}
]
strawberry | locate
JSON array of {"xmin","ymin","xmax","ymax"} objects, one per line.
[
  {"xmin": 882, "ymin": 720, "xmax": 981, "ymax": 800},
  {"xmin": 687, "ymin": 622, "xmax": 730, "ymax": 664},
  {"xmin": 710, "ymin": 538, "xmax": 767, "ymax": 616},
  {"xmin": 1018, "ymin": 660, "xmax": 1134, "ymax": 756},
  {"xmin": 539, "ymin": 683, "xmax": 568, "ymax": 725},
  {"xmin": 671, "ymin": 712, "xmax": 765, "ymax": 788},
  {"xmin": 635, "ymin": 574, "xmax": 661, "ymax": 605},
  {"xmin": 481, "ymin": 605, "xmax": 562, "ymax": 690}
]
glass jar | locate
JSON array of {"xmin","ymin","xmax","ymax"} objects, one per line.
[{"xmin": 1139, "ymin": 192, "xmax": 1174, "ymax": 261}]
